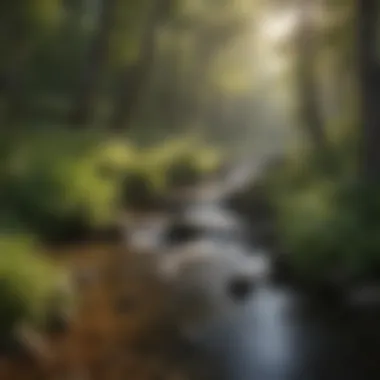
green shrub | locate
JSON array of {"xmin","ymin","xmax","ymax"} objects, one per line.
[
  {"xmin": 0, "ymin": 131, "xmax": 224, "ymax": 240},
  {"xmin": 275, "ymin": 180, "xmax": 342, "ymax": 278},
  {"xmin": 1, "ymin": 131, "xmax": 135, "ymax": 240},
  {"xmin": 144, "ymin": 136, "xmax": 223, "ymax": 190},
  {"xmin": 268, "ymin": 155, "xmax": 380, "ymax": 282},
  {"xmin": 334, "ymin": 181, "xmax": 380, "ymax": 277},
  {"xmin": 194, "ymin": 147, "xmax": 223, "ymax": 174},
  {"xmin": 0, "ymin": 235, "xmax": 74, "ymax": 337}
]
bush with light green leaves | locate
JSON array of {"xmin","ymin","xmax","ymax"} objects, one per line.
[
  {"xmin": 1, "ymin": 131, "xmax": 136, "ymax": 241},
  {"xmin": 0, "ymin": 131, "xmax": 224, "ymax": 241},
  {"xmin": 143, "ymin": 136, "xmax": 223, "ymax": 190},
  {"xmin": 0, "ymin": 234, "xmax": 75, "ymax": 339}
]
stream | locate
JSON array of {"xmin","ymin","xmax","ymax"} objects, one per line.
[{"xmin": 126, "ymin": 168, "xmax": 380, "ymax": 380}]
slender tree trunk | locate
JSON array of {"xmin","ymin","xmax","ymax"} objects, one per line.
[
  {"xmin": 357, "ymin": 0, "xmax": 380, "ymax": 181},
  {"xmin": 110, "ymin": 0, "xmax": 167, "ymax": 131},
  {"xmin": 296, "ymin": 0, "xmax": 328, "ymax": 152},
  {"xmin": 0, "ymin": 38, "xmax": 32, "ymax": 129},
  {"xmin": 68, "ymin": 0, "xmax": 117, "ymax": 128}
]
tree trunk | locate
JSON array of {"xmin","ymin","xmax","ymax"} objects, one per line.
[
  {"xmin": 110, "ymin": 0, "xmax": 167, "ymax": 132},
  {"xmin": 68, "ymin": 0, "xmax": 117, "ymax": 128},
  {"xmin": 357, "ymin": 0, "xmax": 380, "ymax": 181},
  {"xmin": 0, "ymin": 38, "xmax": 31, "ymax": 129},
  {"xmin": 296, "ymin": 0, "xmax": 328, "ymax": 152}
]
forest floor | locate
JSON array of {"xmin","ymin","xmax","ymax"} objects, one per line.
[{"xmin": 0, "ymin": 244, "xmax": 218, "ymax": 380}]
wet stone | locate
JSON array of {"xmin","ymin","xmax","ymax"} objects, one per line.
[
  {"xmin": 164, "ymin": 221, "xmax": 203, "ymax": 246},
  {"xmin": 227, "ymin": 276, "xmax": 256, "ymax": 301}
]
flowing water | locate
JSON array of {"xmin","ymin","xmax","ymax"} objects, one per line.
[{"xmin": 126, "ymin": 171, "xmax": 380, "ymax": 380}]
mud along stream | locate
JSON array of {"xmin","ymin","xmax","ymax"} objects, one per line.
[{"xmin": 123, "ymin": 165, "xmax": 380, "ymax": 380}]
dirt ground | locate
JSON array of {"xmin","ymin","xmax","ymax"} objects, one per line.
[{"xmin": 0, "ymin": 244, "xmax": 217, "ymax": 380}]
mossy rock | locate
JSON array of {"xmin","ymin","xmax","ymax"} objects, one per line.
[{"xmin": 164, "ymin": 220, "xmax": 203, "ymax": 245}]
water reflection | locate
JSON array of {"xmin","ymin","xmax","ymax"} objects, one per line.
[
  {"xmin": 244, "ymin": 287, "xmax": 300, "ymax": 379},
  {"xmin": 199, "ymin": 285, "xmax": 303, "ymax": 380}
]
